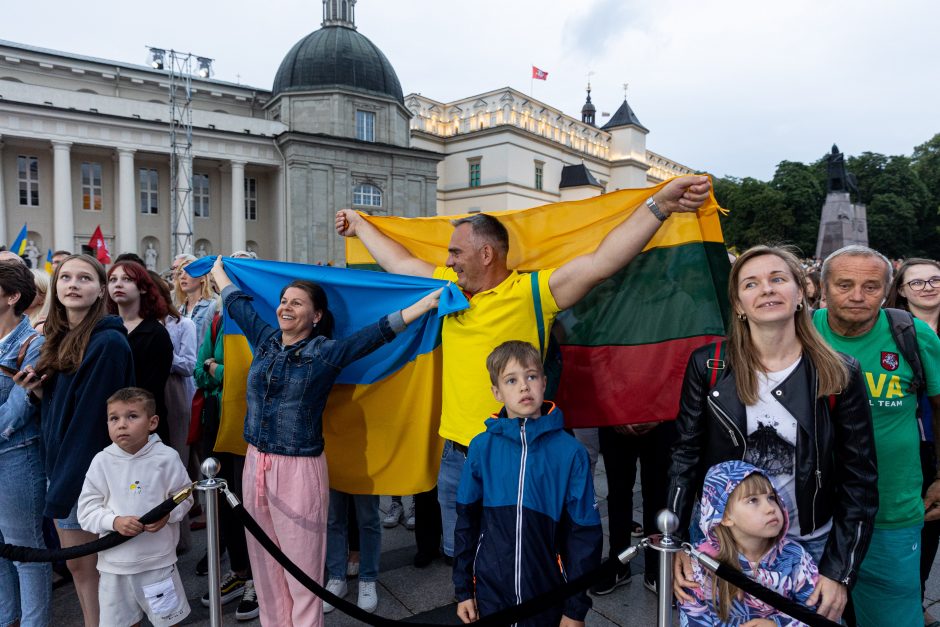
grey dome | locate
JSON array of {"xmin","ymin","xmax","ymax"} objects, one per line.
[{"xmin": 273, "ymin": 26, "xmax": 404, "ymax": 104}]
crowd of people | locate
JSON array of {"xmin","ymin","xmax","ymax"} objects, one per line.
[{"xmin": 1, "ymin": 171, "xmax": 939, "ymax": 627}]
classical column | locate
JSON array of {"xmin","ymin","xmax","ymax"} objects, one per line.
[
  {"xmin": 52, "ymin": 141, "xmax": 74, "ymax": 253},
  {"xmin": 273, "ymin": 165, "xmax": 285, "ymax": 261},
  {"xmin": 173, "ymin": 153, "xmax": 194, "ymax": 255},
  {"xmin": 116, "ymin": 148, "xmax": 137, "ymax": 255},
  {"xmin": 0, "ymin": 136, "xmax": 6, "ymax": 247},
  {"xmin": 230, "ymin": 160, "xmax": 246, "ymax": 254}
]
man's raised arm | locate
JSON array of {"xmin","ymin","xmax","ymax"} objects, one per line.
[
  {"xmin": 335, "ymin": 209, "xmax": 435, "ymax": 278},
  {"xmin": 549, "ymin": 175, "xmax": 711, "ymax": 310}
]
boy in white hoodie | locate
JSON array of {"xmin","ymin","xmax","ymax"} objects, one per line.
[{"xmin": 78, "ymin": 387, "xmax": 193, "ymax": 627}]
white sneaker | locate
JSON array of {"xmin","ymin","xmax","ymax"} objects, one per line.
[
  {"xmin": 382, "ymin": 500, "xmax": 404, "ymax": 528},
  {"xmin": 404, "ymin": 501, "xmax": 416, "ymax": 531},
  {"xmin": 358, "ymin": 580, "xmax": 378, "ymax": 613},
  {"xmin": 323, "ymin": 578, "xmax": 348, "ymax": 614}
]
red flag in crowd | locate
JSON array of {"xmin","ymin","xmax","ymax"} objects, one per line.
[
  {"xmin": 531, "ymin": 66, "xmax": 549, "ymax": 80},
  {"xmin": 88, "ymin": 225, "xmax": 111, "ymax": 264}
]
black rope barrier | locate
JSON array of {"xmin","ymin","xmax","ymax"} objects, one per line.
[
  {"xmin": 688, "ymin": 547, "xmax": 841, "ymax": 627},
  {"xmin": 229, "ymin": 499, "xmax": 625, "ymax": 626},
  {"xmin": 0, "ymin": 485, "xmax": 193, "ymax": 563}
]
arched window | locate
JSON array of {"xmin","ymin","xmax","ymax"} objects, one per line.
[{"xmin": 353, "ymin": 184, "xmax": 382, "ymax": 207}]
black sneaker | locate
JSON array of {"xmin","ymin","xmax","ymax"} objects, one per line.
[
  {"xmin": 235, "ymin": 580, "xmax": 260, "ymax": 621},
  {"xmin": 589, "ymin": 568, "xmax": 631, "ymax": 596},
  {"xmin": 201, "ymin": 571, "xmax": 247, "ymax": 607},
  {"xmin": 643, "ymin": 574, "xmax": 657, "ymax": 595},
  {"xmin": 195, "ymin": 548, "xmax": 226, "ymax": 576}
]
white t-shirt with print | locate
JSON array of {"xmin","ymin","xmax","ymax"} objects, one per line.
[{"xmin": 744, "ymin": 357, "xmax": 832, "ymax": 542}]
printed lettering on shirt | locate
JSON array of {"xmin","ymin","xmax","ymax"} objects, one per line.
[{"xmin": 864, "ymin": 372, "xmax": 904, "ymax": 399}]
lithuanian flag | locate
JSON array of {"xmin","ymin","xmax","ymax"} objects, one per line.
[
  {"xmin": 346, "ymin": 177, "xmax": 731, "ymax": 428},
  {"xmin": 184, "ymin": 257, "xmax": 468, "ymax": 494}
]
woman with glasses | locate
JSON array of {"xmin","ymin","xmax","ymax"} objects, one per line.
[{"xmin": 886, "ymin": 258, "xmax": 940, "ymax": 627}]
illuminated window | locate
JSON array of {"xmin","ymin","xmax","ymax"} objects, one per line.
[{"xmin": 81, "ymin": 162, "xmax": 102, "ymax": 211}]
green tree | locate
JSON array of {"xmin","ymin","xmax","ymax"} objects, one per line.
[{"xmin": 770, "ymin": 161, "xmax": 825, "ymax": 256}]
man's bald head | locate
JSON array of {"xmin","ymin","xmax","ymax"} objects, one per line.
[{"xmin": 0, "ymin": 251, "xmax": 25, "ymax": 265}]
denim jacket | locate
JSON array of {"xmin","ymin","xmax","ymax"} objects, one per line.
[
  {"xmin": 222, "ymin": 286, "xmax": 404, "ymax": 456},
  {"xmin": 0, "ymin": 315, "xmax": 43, "ymax": 453}
]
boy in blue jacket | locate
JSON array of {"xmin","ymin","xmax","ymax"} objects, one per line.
[{"xmin": 454, "ymin": 341, "xmax": 602, "ymax": 627}]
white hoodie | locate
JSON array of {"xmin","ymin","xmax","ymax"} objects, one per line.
[{"xmin": 77, "ymin": 434, "xmax": 193, "ymax": 575}]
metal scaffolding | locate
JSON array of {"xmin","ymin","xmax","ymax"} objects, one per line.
[{"xmin": 148, "ymin": 47, "xmax": 212, "ymax": 257}]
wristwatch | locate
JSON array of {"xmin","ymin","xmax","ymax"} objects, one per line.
[{"xmin": 646, "ymin": 196, "xmax": 668, "ymax": 222}]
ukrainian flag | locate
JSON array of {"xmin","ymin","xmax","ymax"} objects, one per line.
[
  {"xmin": 184, "ymin": 257, "xmax": 468, "ymax": 494},
  {"xmin": 44, "ymin": 249, "xmax": 53, "ymax": 274},
  {"xmin": 9, "ymin": 224, "xmax": 27, "ymax": 256},
  {"xmin": 347, "ymin": 177, "xmax": 731, "ymax": 430}
]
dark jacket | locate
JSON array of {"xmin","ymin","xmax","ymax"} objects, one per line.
[
  {"xmin": 667, "ymin": 343, "xmax": 878, "ymax": 587},
  {"xmin": 454, "ymin": 403, "xmax": 602, "ymax": 625},
  {"xmin": 41, "ymin": 315, "xmax": 134, "ymax": 518},
  {"xmin": 127, "ymin": 317, "xmax": 173, "ymax": 443}
]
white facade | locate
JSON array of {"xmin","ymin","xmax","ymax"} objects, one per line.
[
  {"xmin": 406, "ymin": 87, "xmax": 695, "ymax": 216},
  {"xmin": 0, "ymin": 39, "xmax": 697, "ymax": 266}
]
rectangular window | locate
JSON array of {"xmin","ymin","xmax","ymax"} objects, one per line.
[
  {"xmin": 17, "ymin": 156, "xmax": 39, "ymax": 206},
  {"xmin": 469, "ymin": 161, "xmax": 481, "ymax": 188},
  {"xmin": 245, "ymin": 177, "xmax": 257, "ymax": 221},
  {"xmin": 81, "ymin": 162, "xmax": 103, "ymax": 211},
  {"xmin": 356, "ymin": 110, "xmax": 375, "ymax": 142},
  {"xmin": 139, "ymin": 168, "xmax": 159, "ymax": 214},
  {"xmin": 193, "ymin": 174, "xmax": 210, "ymax": 218},
  {"xmin": 534, "ymin": 162, "xmax": 544, "ymax": 191}
]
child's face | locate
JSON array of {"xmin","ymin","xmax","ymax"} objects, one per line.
[
  {"xmin": 107, "ymin": 400, "xmax": 159, "ymax": 455},
  {"xmin": 721, "ymin": 487, "xmax": 783, "ymax": 540},
  {"xmin": 492, "ymin": 357, "xmax": 547, "ymax": 419}
]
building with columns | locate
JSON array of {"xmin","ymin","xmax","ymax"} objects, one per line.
[{"xmin": 0, "ymin": 0, "xmax": 695, "ymax": 268}]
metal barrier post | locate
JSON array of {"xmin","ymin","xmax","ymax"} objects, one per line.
[
  {"xmin": 646, "ymin": 509, "xmax": 681, "ymax": 627},
  {"xmin": 195, "ymin": 458, "xmax": 226, "ymax": 627}
]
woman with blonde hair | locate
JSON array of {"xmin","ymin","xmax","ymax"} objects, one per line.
[
  {"xmin": 175, "ymin": 255, "xmax": 217, "ymax": 343},
  {"xmin": 668, "ymin": 245, "xmax": 877, "ymax": 623},
  {"xmin": 25, "ymin": 268, "xmax": 49, "ymax": 329}
]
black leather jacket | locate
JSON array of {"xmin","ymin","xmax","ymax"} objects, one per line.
[{"xmin": 667, "ymin": 343, "xmax": 878, "ymax": 587}]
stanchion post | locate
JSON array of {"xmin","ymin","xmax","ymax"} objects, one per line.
[
  {"xmin": 195, "ymin": 458, "xmax": 226, "ymax": 627},
  {"xmin": 645, "ymin": 509, "xmax": 681, "ymax": 627}
]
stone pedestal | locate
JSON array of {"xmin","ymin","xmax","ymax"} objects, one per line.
[{"xmin": 815, "ymin": 192, "xmax": 868, "ymax": 259}]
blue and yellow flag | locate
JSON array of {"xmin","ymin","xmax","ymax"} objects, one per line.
[
  {"xmin": 44, "ymin": 249, "xmax": 53, "ymax": 274},
  {"xmin": 185, "ymin": 256, "xmax": 468, "ymax": 494},
  {"xmin": 9, "ymin": 224, "xmax": 27, "ymax": 256}
]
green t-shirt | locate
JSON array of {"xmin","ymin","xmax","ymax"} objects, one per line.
[{"xmin": 813, "ymin": 309, "xmax": 940, "ymax": 529}]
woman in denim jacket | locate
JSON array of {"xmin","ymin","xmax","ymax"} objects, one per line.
[
  {"xmin": 0, "ymin": 260, "xmax": 51, "ymax": 626},
  {"xmin": 209, "ymin": 256, "xmax": 441, "ymax": 626}
]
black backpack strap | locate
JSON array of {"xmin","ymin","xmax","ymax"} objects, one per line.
[
  {"xmin": 706, "ymin": 340, "xmax": 726, "ymax": 388},
  {"xmin": 885, "ymin": 308, "xmax": 925, "ymax": 395}
]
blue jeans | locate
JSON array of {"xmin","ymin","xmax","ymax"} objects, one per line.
[
  {"xmin": 0, "ymin": 440, "xmax": 51, "ymax": 627},
  {"xmin": 437, "ymin": 440, "xmax": 466, "ymax": 557},
  {"xmin": 326, "ymin": 491, "xmax": 381, "ymax": 582},
  {"xmin": 796, "ymin": 533, "xmax": 828, "ymax": 565}
]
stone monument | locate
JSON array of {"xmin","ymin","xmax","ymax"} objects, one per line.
[{"xmin": 815, "ymin": 144, "xmax": 868, "ymax": 259}]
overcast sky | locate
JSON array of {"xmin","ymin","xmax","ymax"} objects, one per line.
[{"xmin": 3, "ymin": 0, "xmax": 937, "ymax": 180}]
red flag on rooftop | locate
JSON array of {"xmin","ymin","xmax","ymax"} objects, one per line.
[
  {"xmin": 88, "ymin": 225, "xmax": 111, "ymax": 264},
  {"xmin": 531, "ymin": 66, "xmax": 549, "ymax": 80}
]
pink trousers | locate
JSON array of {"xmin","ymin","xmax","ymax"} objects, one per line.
[{"xmin": 242, "ymin": 445, "xmax": 329, "ymax": 626}]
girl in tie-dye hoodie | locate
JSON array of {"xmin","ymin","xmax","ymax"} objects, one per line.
[{"xmin": 679, "ymin": 461, "xmax": 819, "ymax": 626}]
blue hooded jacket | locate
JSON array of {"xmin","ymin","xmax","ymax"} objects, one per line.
[
  {"xmin": 454, "ymin": 402, "xmax": 602, "ymax": 625},
  {"xmin": 679, "ymin": 460, "xmax": 819, "ymax": 627}
]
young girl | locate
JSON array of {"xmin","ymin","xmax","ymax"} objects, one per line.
[
  {"xmin": 16, "ymin": 254, "xmax": 134, "ymax": 626},
  {"xmin": 679, "ymin": 460, "xmax": 819, "ymax": 626}
]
